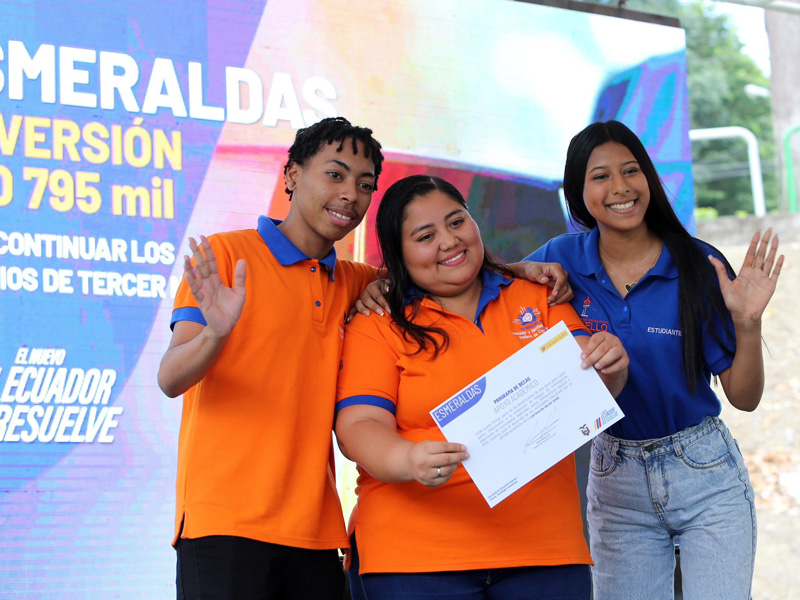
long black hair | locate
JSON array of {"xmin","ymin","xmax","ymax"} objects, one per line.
[
  {"xmin": 376, "ymin": 175, "xmax": 511, "ymax": 356},
  {"xmin": 563, "ymin": 120, "xmax": 735, "ymax": 391}
]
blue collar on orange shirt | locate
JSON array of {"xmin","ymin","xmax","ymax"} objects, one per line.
[
  {"xmin": 406, "ymin": 269, "xmax": 513, "ymax": 327},
  {"xmin": 257, "ymin": 216, "xmax": 337, "ymax": 280}
]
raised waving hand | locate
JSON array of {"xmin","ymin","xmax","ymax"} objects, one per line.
[
  {"xmin": 183, "ymin": 235, "xmax": 247, "ymax": 338},
  {"xmin": 709, "ymin": 229, "xmax": 783, "ymax": 324}
]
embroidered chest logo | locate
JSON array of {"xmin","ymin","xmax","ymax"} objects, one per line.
[
  {"xmin": 519, "ymin": 307, "xmax": 538, "ymax": 326},
  {"xmin": 580, "ymin": 295, "xmax": 591, "ymax": 318},
  {"xmin": 511, "ymin": 307, "xmax": 545, "ymax": 339},
  {"xmin": 579, "ymin": 295, "xmax": 611, "ymax": 333}
]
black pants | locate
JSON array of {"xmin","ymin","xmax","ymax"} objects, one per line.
[{"xmin": 176, "ymin": 535, "xmax": 345, "ymax": 600}]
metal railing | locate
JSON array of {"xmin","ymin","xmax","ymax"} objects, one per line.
[{"xmin": 689, "ymin": 126, "xmax": 766, "ymax": 217}]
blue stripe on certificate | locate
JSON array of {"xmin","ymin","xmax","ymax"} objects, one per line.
[{"xmin": 431, "ymin": 377, "xmax": 486, "ymax": 427}]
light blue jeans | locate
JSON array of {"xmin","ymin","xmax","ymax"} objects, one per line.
[{"xmin": 587, "ymin": 415, "xmax": 756, "ymax": 600}]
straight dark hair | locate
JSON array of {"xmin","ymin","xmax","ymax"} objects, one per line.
[
  {"xmin": 376, "ymin": 175, "xmax": 512, "ymax": 356},
  {"xmin": 563, "ymin": 120, "xmax": 735, "ymax": 391}
]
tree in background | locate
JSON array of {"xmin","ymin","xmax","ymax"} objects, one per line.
[
  {"xmin": 584, "ymin": 0, "xmax": 776, "ymax": 215},
  {"xmin": 765, "ymin": 9, "xmax": 800, "ymax": 214}
]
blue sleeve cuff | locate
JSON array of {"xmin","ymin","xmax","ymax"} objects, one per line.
[
  {"xmin": 336, "ymin": 395, "xmax": 396, "ymax": 415},
  {"xmin": 708, "ymin": 355, "xmax": 734, "ymax": 377},
  {"xmin": 170, "ymin": 307, "xmax": 206, "ymax": 330}
]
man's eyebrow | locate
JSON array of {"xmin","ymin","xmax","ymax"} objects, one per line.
[{"xmin": 328, "ymin": 159, "xmax": 375, "ymax": 179}]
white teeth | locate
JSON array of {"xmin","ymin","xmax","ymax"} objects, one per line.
[
  {"xmin": 608, "ymin": 200, "xmax": 635, "ymax": 211},
  {"xmin": 441, "ymin": 252, "xmax": 465, "ymax": 265},
  {"xmin": 329, "ymin": 210, "xmax": 353, "ymax": 221}
]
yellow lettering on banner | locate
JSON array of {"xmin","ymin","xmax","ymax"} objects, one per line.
[
  {"xmin": 0, "ymin": 165, "xmax": 12, "ymax": 207},
  {"xmin": 0, "ymin": 114, "xmax": 183, "ymax": 170},
  {"xmin": 112, "ymin": 185, "xmax": 148, "ymax": 217},
  {"xmin": 0, "ymin": 114, "xmax": 24, "ymax": 156},
  {"xmin": 123, "ymin": 117, "xmax": 152, "ymax": 168},
  {"xmin": 75, "ymin": 171, "xmax": 101, "ymax": 214},
  {"xmin": 48, "ymin": 169, "xmax": 75, "ymax": 212},
  {"xmin": 150, "ymin": 176, "xmax": 175, "ymax": 218},
  {"xmin": 153, "ymin": 128, "xmax": 182, "ymax": 170},
  {"xmin": 81, "ymin": 122, "xmax": 110, "ymax": 164},
  {"xmin": 23, "ymin": 166, "xmax": 49, "ymax": 209},
  {"xmin": 52, "ymin": 119, "xmax": 81, "ymax": 161},
  {"xmin": 24, "ymin": 116, "xmax": 51, "ymax": 159},
  {"xmin": 110, "ymin": 178, "xmax": 174, "ymax": 219},
  {"xmin": 110, "ymin": 124, "xmax": 123, "ymax": 165}
]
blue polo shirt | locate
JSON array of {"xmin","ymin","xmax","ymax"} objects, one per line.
[{"xmin": 527, "ymin": 228, "xmax": 735, "ymax": 440}]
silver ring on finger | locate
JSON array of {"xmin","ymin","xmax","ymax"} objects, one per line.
[{"xmin": 436, "ymin": 467, "xmax": 442, "ymax": 478}]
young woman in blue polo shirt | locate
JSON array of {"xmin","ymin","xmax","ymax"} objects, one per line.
[{"xmin": 528, "ymin": 120, "xmax": 783, "ymax": 600}]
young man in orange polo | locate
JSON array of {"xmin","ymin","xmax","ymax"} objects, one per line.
[{"xmin": 158, "ymin": 117, "xmax": 384, "ymax": 600}]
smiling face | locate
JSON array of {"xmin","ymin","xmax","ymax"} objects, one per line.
[
  {"xmin": 400, "ymin": 189, "xmax": 484, "ymax": 301},
  {"xmin": 282, "ymin": 139, "xmax": 376, "ymax": 258},
  {"xmin": 583, "ymin": 141, "xmax": 650, "ymax": 236}
]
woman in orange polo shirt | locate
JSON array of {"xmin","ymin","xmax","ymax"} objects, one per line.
[{"xmin": 335, "ymin": 175, "xmax": 629, "ymax": 600}]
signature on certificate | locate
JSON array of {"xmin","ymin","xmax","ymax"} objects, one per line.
[{"xmin": 523, "ymin": 407, "xmax": 559, "ymax": 453}]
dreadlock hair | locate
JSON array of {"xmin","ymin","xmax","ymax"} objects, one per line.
[
  {"xmin": 283, "ymin": 116, "xmax": 384, "ymax": 199},
  {"xmin": 376, "ymin": 175, "xmax": 513, "ymax": 358},
  {"xmin": 562, "ymin": 120, "xmax": 736, "ymax": 392}
]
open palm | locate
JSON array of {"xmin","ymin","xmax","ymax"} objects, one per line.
[
  {"xmin": 183, "ymin": 235, "xmax": 247, "ymax": 338},
  {"xmin": 710, "ymin": 229, "xmax": 783, "ymax": 323}
]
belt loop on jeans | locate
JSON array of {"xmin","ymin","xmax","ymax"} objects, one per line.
[
  {"xmin": 611, "ymin": 437, "xmax": 620, "ymax": 460},
  {"xmin": 672, "ymin": 433, "xmax": 684, "ymax": 458},
  {"xmin": 711, "ymin": 415, "xmax": 730, "ymax": 442}
]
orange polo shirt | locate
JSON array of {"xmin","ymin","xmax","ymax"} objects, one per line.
[
  {"xmin": 336, "ymin": 271, "xmax": 593, "ymax": 573},
  {"xmin": 170, "ymin": 216, "xmax": 374, "ymax": 550}
]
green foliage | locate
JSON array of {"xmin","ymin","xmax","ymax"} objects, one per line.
[
  {"xmin": 694, "ymin": 206, "xmax": 719, "ymax": 220},
  {"xmin": 579, "ymin": 0, "xmax": 776, "ymax": 215}
]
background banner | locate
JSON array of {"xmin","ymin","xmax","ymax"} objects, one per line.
[{"xmin": 0, "ymin": 1, "xmax": 690, "ymax": 596}]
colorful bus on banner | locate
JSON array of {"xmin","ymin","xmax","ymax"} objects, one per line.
[{"xmin": 0, "ymin": 0, "xmax": 690, "ymax": 596}]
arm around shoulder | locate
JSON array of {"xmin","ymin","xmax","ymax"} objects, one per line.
[{"xmin": 506, "ymin": 260, "xmax": 573, "ymax": 305}]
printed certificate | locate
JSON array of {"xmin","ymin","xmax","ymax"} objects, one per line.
[{"xmin": 430, "ymin": 321, "xmax": 624, "ymax": 507}]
